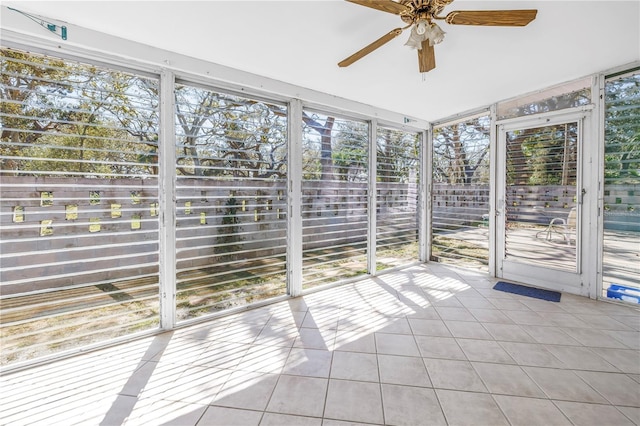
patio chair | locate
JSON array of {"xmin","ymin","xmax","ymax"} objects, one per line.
[{"xmin": 537, "ymin": 207, "xmax": 576, "ymax": 245}]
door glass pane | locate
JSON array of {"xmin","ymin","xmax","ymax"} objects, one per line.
[
  {"xmin": 174, "ymin": 84, "xmax": 288, "ymax": 321},
  {"xmin": 432, "ymin": 115, "xmax": 491, "ymax": 270},
  {"xmin": 603, "ymin": 71, "xmax": 640, "ymax": 303},
  {"xmin": 301, "ymin": 111, "xmax": 368, "ymax": 290},
  {"xmin": 504, "ymin": 122, "xmax": 578, "ymax": 272},
  {"xmin": 376, "ymin": 127, "xmax": 421, "ymax": 270}
]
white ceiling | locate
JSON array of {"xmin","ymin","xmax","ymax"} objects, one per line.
[{"xmin": 3, "ymin": 0, "xmax": 640, "ymax": 121}]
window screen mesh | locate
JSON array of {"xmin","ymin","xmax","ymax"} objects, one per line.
[
  {"xmin": 174, "ymin": 84, "xmax": 288, "ymax": 321},
  {"xmin": 376, "ymin": 127, "xmax": 420, "ymax": 270},
  {"xmin": 0, "ymin": 49, "xmax": 160, "ymax": 365},
  {"xmin": 432, "ymin": 116, "xmax": 490, "ymax": 269},
  {"xmin": 603, "ymin": 71, "xmax": 640, "ymax": 301},
  {"xmin": 301, "ymin": 112, "xmax": 368, "ymax": 289}
]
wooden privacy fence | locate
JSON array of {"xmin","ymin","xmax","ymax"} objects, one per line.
[
  {"xmin": 432, "ymin": 183, "xmax": 638, "ymax": 230},
  {"xmin": 1, "ymin": 177, "xmax": 420, "ymax": 295}
]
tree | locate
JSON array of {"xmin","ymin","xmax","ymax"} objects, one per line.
[
  {"xmin": 1, "ymin": 49, "xmax": 160, "ymax": 177},
  {"xmin": 433, "ymin": 117, "xmax": 490, "ymax": 185},
  {"xmin": 174, "ymin": 86, "xmax": 287, "ymax": 179}
]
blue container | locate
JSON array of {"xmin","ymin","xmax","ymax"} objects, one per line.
[{"xmin": 606, "ymin": 284, "xmax": 640, "ymax": 304}]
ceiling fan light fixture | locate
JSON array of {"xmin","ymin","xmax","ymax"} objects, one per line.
[
  {"xmin": 404, "ymin": 21, "xmax": 446, "ymax": 50},
  {"xmin": 404, "ymin": 26, "xmax": 424, "ymax": 49},
  {"xmin": 415, "ymin": 19, "xmax": 428, "ymax": 35},
  {"xmin": 425, "ymin": 22, "xmax": 446, "ymax": 46}
]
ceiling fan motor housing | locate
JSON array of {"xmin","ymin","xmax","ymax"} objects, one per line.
[{"xmin": 400, "ymin": 0, "xmax": 455, "ymax": 24}]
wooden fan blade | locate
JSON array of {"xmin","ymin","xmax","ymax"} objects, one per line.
[
  {"xmin": 445, "ymin": 10, "xmax": 537, "ymax": 26},
  {"xmin": 346, "ymin": 0, "xmax": 412, "ymax": 15},
  {"xmin": 418, "ymin": 40, "xmax": 436, "ymax": 73},
  {"xmin": 339, "ymin": 28, "xmax": 404, "ymax": 67}
]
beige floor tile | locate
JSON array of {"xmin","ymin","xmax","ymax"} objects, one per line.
[
  {"xmin": 522, "ymin": 366, "xmax": 608, "ymax": 403},
  {"xmin": 617, "ymin": 406, "xmax": 640, "ymax": 424},
  {"xmin": 333, "ymin": 330, "xmax": 376, "ymax": 353},
  {"xmin": 4, "ymin": 264, "xmax": 640, "ymax": 426},
  {"xmin": 488, "ymin": 298, "xmax": 531, "ymax": 310},
  {"xmin": 554, "ymin": 401, "xmax": 635, "ymax": 426},
  {"xmin": 445, "ymin": 321, "xmax": 493, "ymax": 340},
  {"xmin": 590, "ymin": 347, "xmax": 640, "ymax": 374},
  {"xmin": 293, "ymin": 327, "xmax": 336, "ymax": 350},
  {"xmin": 407, "ymin": 318, "xmax": 451, "ymax": 337},
  {"xmin": 544, "ymin": 345, "xmax": 620, "ymax": 372},
  {"xmin": 468, "ymin": 308, "xmax": 514, "ymax": 324},
  {"xmin": 472, "ymin": 362, "xmax": 546, "ymax": 398},
  {"xmin": 414, "ymin": 335, "xmax": 467, "ymax": 360},
  {"xmin": 192, "ymin": 341, "xmax": 250, "ymax": 369},
  {"xmin": 321, "ymin": 420, "xmax": 378, "ymax": 426},
  {"xmin": 236, "ymin": 344, "xmax": 292, "ymax": 374},
  {"xmin": 435, "ymin": 306, "xmax": 476, "ymax": 322},
  {"xmin": 575, "ymin": 314, "xmax": 634, "ymax": 331},
  {"xmin": 574, "ymin": 371, "xmax": 640, "ymax": 406},
  {"xmin": 254, "ymin": 325, "xmax": 299, "ymax": 348},
  {"xmin": 520, "ymin": 299, "xmax": 567, "ymax": 313},
  {"xmin": 603, "ymin": 329, "xmax": 640, "ymax": 350},
  {"xmin": 374, "ymin": 333, "xmax": 420, "ymax": 357},
  {"xmin": 283, "ymin": 348, "xmax": 333, "ymax": 378},
  {"xmin": 457, "ymin": 296, "xmax": 496, "ymax": 310},
  {"xmin": 457, "ymin": 339, "xmax": 515, "ymax": 363},
  {"xmin": 405, "ymin": 306, "xmax": 440, "ymax": 320},
  {"xmin": 211, "ymin": 370, "xmax": 279, "ymax": 411},
  {"xmin": 124, "ymin": 398, "xmax": 208, "ymax": 426},
  {"xmin": 152, "ymin": 365, "xmax": 230, "ymax": 404},
  {"xmin": 436, "ymin": 389, "xmax": 509, "ymax": 426},
  {"xmin": 377, "ymin": 317, "xmax": 413, "ymax": 335},
  {"xmin": 424, "ymin": 358, "xmax": 487, "ymax": 392},
  {"xmin": 330, "ymin": 351, "xmax": 379, "ymax": 382},
  {"xmin": 493, "ymin": 395, "xmax": 572, "ymax": 426},
  {"xmin": 260, "ymin": 413, "xmax": 323, "ymax": 426},
  {"xmin": 266, "ymin": 375, "xmax": 328, "ymax": 418},
  {"xmin": 377, "ymin": 354, "xmax": 432, "ymax": 387},
  {"xmin": 562, "ymin": 327, "xmax": 630, "ymax": 349},
  {"xmin": 520, "ymin": 325, "xmax": 582, "ymax": 345},
  {"xmin": 542, "ymin": 312, "xmax": 587, "ymax": 328},
  {"xmin": 503, "ymin": 310, "xmax": 553, "ymax": 326},
  {"xmin": 324, "ymin": 379, "xmax": 384, "ymax": 424},
  {"xmin": 197, "ymin": 406, "xmax": 263, "ymax": 426},
  {"xmin": 482, "ymin": 323, "xmax": 536, "ymax": 343},
  {"xmin": 381, "ymin": 384, "xmax": 446, "ymax": 426},
  {"xmin": 499, "ymin": 341, "xmax": 565, "ymax": 368}
]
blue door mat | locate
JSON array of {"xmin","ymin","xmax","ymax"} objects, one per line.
[{"xmin": 493, "ymin": 281, "xmax": 561, "ymax": 302}]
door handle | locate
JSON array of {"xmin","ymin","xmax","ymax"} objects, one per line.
[{"xmin": 579, "ymin": 188, "xmax": 586, "ymax": 204}]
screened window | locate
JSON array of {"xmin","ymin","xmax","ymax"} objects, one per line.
[
  {"xmin": 602, "ymin": 70, "xmax": 640, "ymax": 302},
  {"xmin": 497, "ymin": 77, "xmax": 591, "ymax": 120},
  {"xmin": 503, "ymin": 122, "xmax": 579, "ymax": 272},
  {"xmin": 432, "ymin": 115, "xmax": 490, "ymax": 269},
  {"xmin": 301, "ymin": 111, "xmax": 368, "ymax": 289},
  {"xmin": 174, "ymin": 83, "xmax": 288, "ymax": 320},
  {"xmin": 0, "ymin": 48, "xmax": 160, "ymax": 365},
  {"xmin": 376, "ymin": 126, "xmax": 421, "ymax": 270}
]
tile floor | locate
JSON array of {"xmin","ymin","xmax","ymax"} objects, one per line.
[{"xmin": 1, "ymin": 264, "xmax": 639, "ymax": 425}]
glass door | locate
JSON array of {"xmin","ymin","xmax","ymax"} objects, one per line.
[{"xmin": 496, "ymin": 112, "xmax": 587, "ymax": 293}]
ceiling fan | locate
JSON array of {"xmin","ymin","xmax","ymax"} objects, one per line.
[{"xmin": 338, "ymin": 0, "xmax": 537, "ymax": 73}]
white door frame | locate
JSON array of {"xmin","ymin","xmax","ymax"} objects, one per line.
[{"xmin": 494, "ymin": 108, "xmax": 594, "ymax": 296}]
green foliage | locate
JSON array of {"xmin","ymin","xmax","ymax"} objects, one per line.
[
  {"xmin": 1, "ymin": 48, "xmax": 159, "ymax": 177},
  {"xmin": 605, "ymin": 74, "xmax": 640, "ymax": 184}
]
